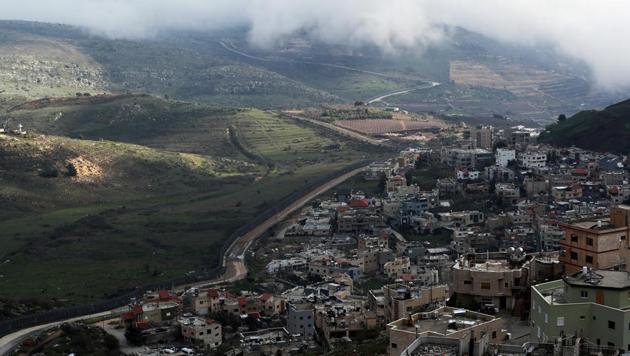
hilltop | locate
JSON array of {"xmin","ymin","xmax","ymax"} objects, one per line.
[{"xmin": 539, "ymin": 98, "xmax": 630, "ymax": 154}]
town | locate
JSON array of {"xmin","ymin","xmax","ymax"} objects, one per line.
[{"xmin": 10, "ymin": 121, "xmax": 630, "ymax": 356}]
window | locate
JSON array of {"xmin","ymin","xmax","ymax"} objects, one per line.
[
  {"xmin": 622, "ymin": 235, "xmax": 627, "ymax": 240},
  {"xmin": 580, "ymin": 316, "xmax": 585, "ymax": 320},
  {"xmin": 586, "ymin": 238, "xmax": 593, "ymax": 246},
  {"xmin": 557, "ymin": 317, "xmax": 565, "ymax": 327},
  {"xmin": 492, "ymin": 331, "xmax": 497, "ymax": 339},
  {"xmin": 593, "ymin": 316, "xmax": 597, "ymax": 320},
  {"xmin": 464, "ymin": 280, "xmax": 472, "ymax": 285},
  {"xmin": 391, "ymin": 343, "xmax": 398, "ymax": 349},
  {"xmin": 571, "ymin": 234, "xmax": 578, "ymax": 242},
  {"xmin": 481, "ymin": 282, "xmax": 491, "ymax": 290},
  {"xmin": 570, "ymin": 252, "xmax": 578, "ymax": 260},
  {"xmin": 544, "ymin": 313, "xmax": 548, "ymax": 324},
  {"xmin": 609, "ymin": 320, "xmax": 616, "ymax": 329},
  {"xmin": 586, "ymin": 255, "xmax": 593, "ymax": 264}
]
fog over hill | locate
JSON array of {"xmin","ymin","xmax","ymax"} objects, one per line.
[{"xmin": 2, "ymin": 0, "xmax": 630, "ymax": 91}]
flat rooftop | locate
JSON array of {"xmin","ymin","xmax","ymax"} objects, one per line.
[
  {"xmin": 570, "ymin": 218, "xmax": 616, "ymax": 231},
  {"xmin": 391, "ymin": 307, "xmax": 495, "ymax": 336},
  {"xmin": 564, "ymin": 269, "xmax": 630, "ymax": 290}
]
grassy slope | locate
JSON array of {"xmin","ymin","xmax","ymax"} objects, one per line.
[
  {"xmin": 539, "ymin": 98, "xmax": 630, "ymax": 153},
  {"xmin": 0, "ymin": 96, "xmax": 375, "ymax": 304},
  {"xmin": 0, "ymin": 21, "xmax": 337, "ymax": 108}
]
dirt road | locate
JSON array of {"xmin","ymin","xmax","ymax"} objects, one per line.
[{"xmin": 0, "ymin": 164, "xmax": 367, "ymax": 355}]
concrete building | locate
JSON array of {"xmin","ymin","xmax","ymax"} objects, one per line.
[
  {"xmin": 539, "ymin": 223, "xmax": 565, "ymax": 251},
  {"xmin": 314, "ymin": 300, "xmax": 378, "ymax": 347},
  {"xmin": 495, "ymin": 148, "xmax": 516, "ymax": 168},
  {"xmin": 337, "ymin": 208, "xmax": 383, "ymax": 233},
  {"xmin": 472, "ymin": 125, "xmax": 494, "ymax": 150},
  {"xmin": 387, "ymin": 307, "xmax": 505, "ymax": 356},
  {"xmin": 441, "ymin": 148, "xmax": 493, "ymax": 170},
  {"xmin": 532, "ymin": 269, "xmax": 630, "ymax": 350},
  {"xmin": 382, "ymin": 283, "xmax": 449, "ymax": 322},
  {"xmin": 451, "ymin": 250, "xmax": 530, "ymax": 312},
  {"xmin": 179, "ymin": 316, "xmax": 222, "ymax": 349},
  {"xmin": 558, "ymin": 205, "xmax": 630, "ymax": 275},
  {"xmin": 520, "ymin": 151, "xmax": 547, "ymax": 169},
  {"xmin": 495, "ymin": 183, "xmax": 520, "ymax": 205},
  {"xmin": 286, "ymin": 302, "xmax": 315, "ymax": 339}
]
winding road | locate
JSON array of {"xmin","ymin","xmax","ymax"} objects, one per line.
[
  {"xmin": 0, "ymin": 164, "xmax": 368, "ymax": 355},
  {"xmin": 366, "ymin": 81, "xmax": 441, "ymax": 105}
]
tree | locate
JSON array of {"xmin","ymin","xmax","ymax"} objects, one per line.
[
  {"xmin": 557, "ymin": 114, "xmax": 567, "ymax": 122},
  {"xmin": 404, "ymin": 171, "xmax": 413, "ymax": 186},
  {"xmin": 65, "ymin": 163, "xmax": 77, "ymax": 177},
  {"xmin": 39, "ymin": 164, "xmax": 59, "ymax": 178}
]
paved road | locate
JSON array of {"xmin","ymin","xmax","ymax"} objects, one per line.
[
  {"xmin": 367, "ymin": 81, "xmax": 441, "ymax": 105},
  {"xmin": 281, "ymin": 113, "xmax": 388, "ymax": 147},
  {"xmin": 0, "ymin": 164, "xmax": 367, "ymax": 355},
  {"xmin": 218, "ymin": 41, "xmax": 430, "ymax": 82}
]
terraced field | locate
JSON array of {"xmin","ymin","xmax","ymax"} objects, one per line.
[{"xmin": 334, "ymin": 118, "xmax": 445, "ymax": 134}]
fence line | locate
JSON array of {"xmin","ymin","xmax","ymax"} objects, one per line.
[{"xmin": 0, "ymin": 160, "xmax": 369, "ymax": 337}]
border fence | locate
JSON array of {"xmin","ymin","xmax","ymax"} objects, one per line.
[{"xmin": 0, "ymin": 160, "xmax": 369, "ymax": 338}]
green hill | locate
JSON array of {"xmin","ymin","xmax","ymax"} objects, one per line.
[
  {"xmin": 0, "ymin": 96, "xmax": 378, "ymax": 305},
  {"xmin": 539, "ymin": 98, "xmax": 630, "ymax": 153}
]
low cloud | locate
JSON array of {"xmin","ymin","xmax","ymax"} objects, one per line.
[{"xmin": 1, "ymin": 0, "xmax": 629, "ymax": 90}]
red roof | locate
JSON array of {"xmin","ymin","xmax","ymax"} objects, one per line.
[
  {"xmin": 132, "ymin": 304, "xmax": 143, "ymax": 315},
  {"xmin": 121, "ymin": 311, "xmax": 135, "ymax": 320},
  {"xmin": 238, "ymin": 297, "xmax": 247, "ymax": 306},
  {"xmin": 260, "ymin": 293, "xmax": 273, "ymax": 302},
  {"xmin": 158, "ymin": 290, "xmax": 171, "ymax": 300},
  {"xmin": 247, "ymin": 312, "xmax": 261, "ymax": 320},
  {"xmin": 350, "ymin": 199, "xmax": 369, "ymax": 208},
  {"xmin": 572, "ymin": 167, "xmax": 588, "ymax": 175},
  {"xmin": 134, "ymin": 320, "xmax": 149, "ymax": 330},
  {"xmin": 207, "ymin": 289, "xmax": 219, "ymax": 298}
]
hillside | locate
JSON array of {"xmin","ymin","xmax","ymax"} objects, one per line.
[
  {"xmin": 0, "ymin": 20, "xmax": 623, "ymax": 120},
  {"xmin": 539, "ymin": 98, "xmax": 630, "ymax": 153},
  {"xmin": 0, "ymin": 96, "xmax": 379, "ymax": 306},
  {"xmin": 0, "ymin": 21, "xmax": 338, "ymax": 108}
]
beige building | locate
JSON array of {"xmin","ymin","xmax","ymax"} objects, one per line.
[
  {"xmin": 179, "ymin": 316, "xmax": 222, "ymax": 349},
  {"xmin": 451, "ymin": 250, "xmax": 530, "ymax": 312},
  {"xmin": 314, "ymin": 300, "xmax": 378, "ymax": 347},
  {"xmin": 387, "ymin": 307, "xmax": 505, "ymax": 356},
  {"xmin": 382, "ymin": 283, "xmax": 449, "ymax": 322},
  {"xmin": 559, "ymin": 205, "xmax": 630, "ymax": 275}
]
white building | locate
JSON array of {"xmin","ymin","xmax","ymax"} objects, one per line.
[
  {"xmin": 495, "ymin": 148, "xmax": 516, "ymax": 167},
  {"xmin": 179, "ymin": 316, "xmax": 222, "ymax": 349},
  {"xmin": 520, "ymin": 151, "xmax": 547, "ymax": 169},
  {"xmin": 456, "ymin": 170, "xmax": 481, "ymax": 181}
]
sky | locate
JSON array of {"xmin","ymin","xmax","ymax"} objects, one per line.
[{"xmin": 1, "ymin": 0, "xmax": 629, "ymax": 90}]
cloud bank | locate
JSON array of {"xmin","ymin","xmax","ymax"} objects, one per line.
[{"xmin": 1, "ymin": 0, "xmax": 629, "ymax": 89}]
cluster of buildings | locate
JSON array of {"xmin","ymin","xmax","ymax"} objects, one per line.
[{"xmin": 107, "ymin": 121, "xmax": 630, "ymax": 355}]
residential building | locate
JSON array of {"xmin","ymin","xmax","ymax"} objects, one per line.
[
  {"xmin": 558, "ymin": 205, "xmax": 630, "ymax": 275},
  {"xmin": 382, "ymin": 283, "xmax": 449, "ymax": 322},
  {"xmin": 471, "ymin": 125, "xmax": 494, "ymax": 150},
  {"xmin": 387, "ymin": 307, "xmax": 505, "ymax": 356},
  {"xmin": 495, "ymin": 148, "xmax": 516, "ymax": 168},
  {"xmin": 286, "ymin": 302, "xmax": 315, "ymax": 339},
  {"xmin": 531, "ymin": 269, "xmax": 630, "ymax": 350},
  {"xmin": 179, "ymin": 317, "xmax": 222, "ymax": 349},
  {"xmin": 520, "ymin": 151, "xmax": 547, "ymax": 169},
  {"xmin": 451, "ymin": 250, "xmax": 530, "ymax": 312}
]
